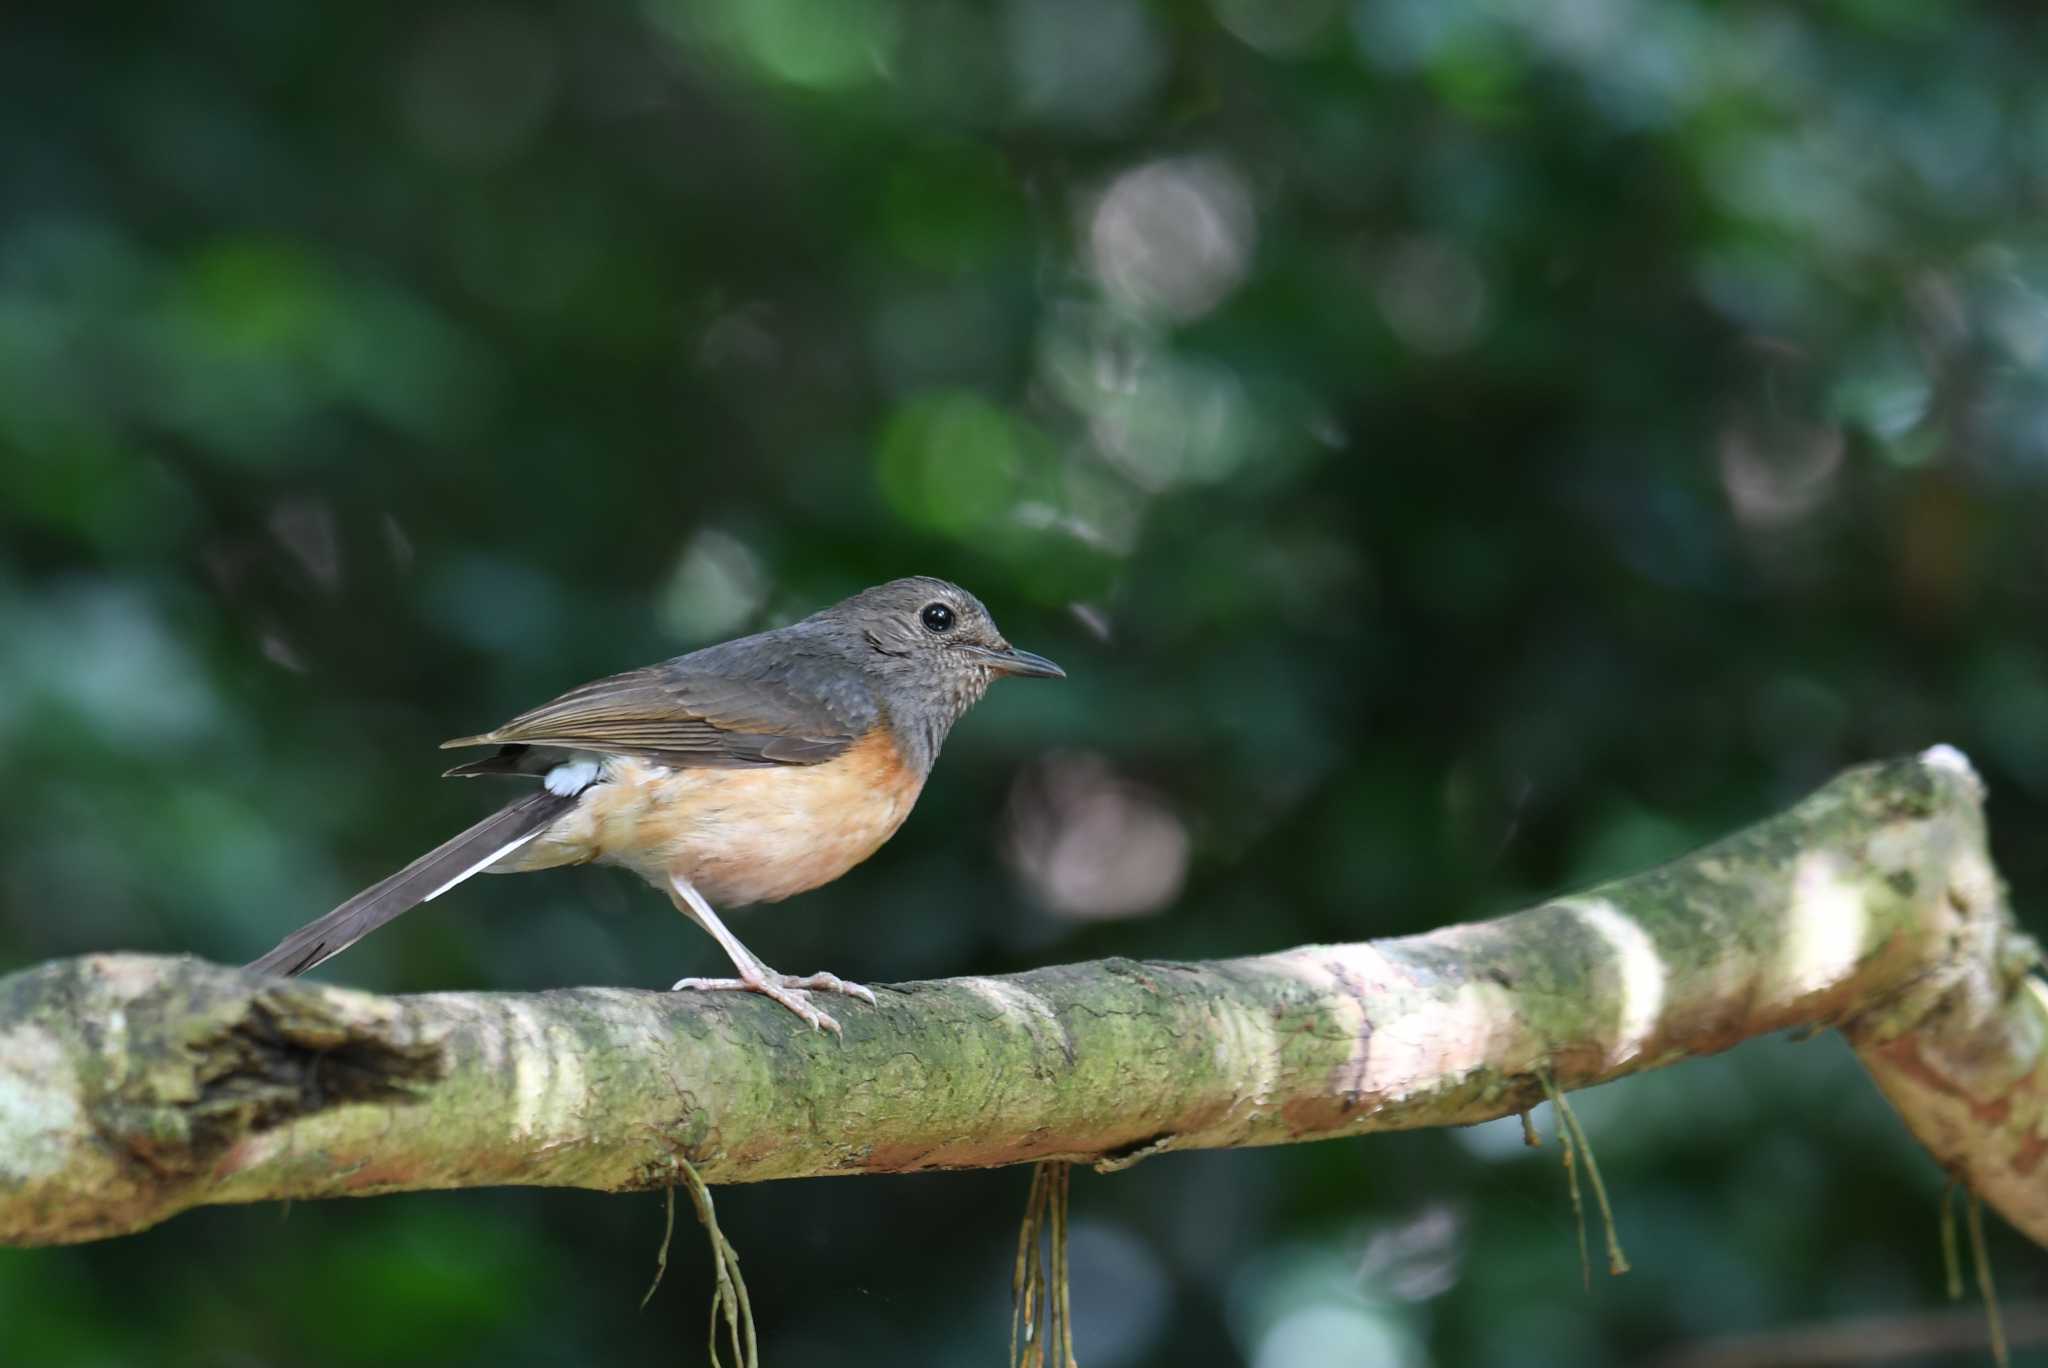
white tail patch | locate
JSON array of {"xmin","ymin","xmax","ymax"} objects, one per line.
[
  {"xmin": 544, "ymin": 758, "xmax": 603, "ymax": 796},
  {"xmin": 424, "ymin": 827, "xmax": 549, "ymax": 903}
]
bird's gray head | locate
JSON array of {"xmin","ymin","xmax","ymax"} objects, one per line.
[{"xmin": 812, "ymin": 576, "xmax": 1063, "ymax": 763}]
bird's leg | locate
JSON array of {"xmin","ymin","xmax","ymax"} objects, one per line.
[{"xmin": 664, "ymin": 871, "xmax": 876, "ymax": 1033}]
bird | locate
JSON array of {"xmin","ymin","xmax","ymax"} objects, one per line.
[{"xmin": 247, "ymin": 576, "xmax": 1065, "ymax": 1032}]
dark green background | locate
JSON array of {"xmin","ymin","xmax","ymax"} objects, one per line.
[{"xmin": 5, "ymin": 1, "xmax": 2047, "ymax": 1363}]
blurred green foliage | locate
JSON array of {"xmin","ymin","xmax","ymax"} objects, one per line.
[{"xmin": 4, "ymin": 0, "xmax": 2048, "ymax": 1363}]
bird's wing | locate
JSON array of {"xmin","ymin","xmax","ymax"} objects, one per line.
[{"xmin": 440, "ymin": 655, "xmax": 876, "ymax": 768}]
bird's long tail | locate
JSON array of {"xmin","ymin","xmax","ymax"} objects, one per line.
[{"xmin": 248, "ymin": 789, "xmax": 578, "ymax": 977}]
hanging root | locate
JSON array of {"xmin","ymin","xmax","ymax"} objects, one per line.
[
  {"xmin": 642, "ymin": 1155, "xmax": 759, "ymax": 1368},
  {"xmin": 1011, "ymin": 1160, "xmax": 1080, "ymax": 1368},
  {"xmin": 641, "ymin": 1185, "xmax": 677, "ymax": 1311},
  {"xmin": 1537, "ymin": 1069, "xmax": 1630, "ymax": 1284},
  {"xmin": 1555, "ymin": 1097, "xmax": 1590, "ymax": 1291},
  {"xmin": 1965, "ymin": 1187, "xmax": 2009, "ymax": 1368},
  {"xmin": 1940, "ymin": 1180, "xmax": 1963, "ymax": 1302}
]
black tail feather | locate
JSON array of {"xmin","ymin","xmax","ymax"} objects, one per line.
[
  {"xmin": 248, "ymin": 789, "xmax": 578, "ymax": 977},
  {"xmin": 441, "ymin": 743, "xmax": 541, "ymax": 780}
]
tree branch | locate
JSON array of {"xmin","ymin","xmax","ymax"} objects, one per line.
[{"xmin": 2, "ymin": 746, "xmax": 2042, "ymax": 1248}]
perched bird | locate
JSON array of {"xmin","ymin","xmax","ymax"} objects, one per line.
[{"xmin": 248, "ymin": 576, "xmax": 1064, "ymax": 1031}]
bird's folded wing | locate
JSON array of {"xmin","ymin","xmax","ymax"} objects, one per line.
[{"xmin": 439, "ymin": 663, "xmax": 872, "ymax": 767}]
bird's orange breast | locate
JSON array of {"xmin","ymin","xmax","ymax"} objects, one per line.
[{"xmin": 496, "ymin": 730, "xmax": 927, "ymax": 907}]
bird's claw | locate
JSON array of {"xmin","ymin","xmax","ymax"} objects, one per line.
[
  {"xmin": 778, "ymin": 970, "xmax": 878, "ymax": 1006},
  {"xmin": 668, "ymin": 969, "xmax": 875, "ymax": 1033}
]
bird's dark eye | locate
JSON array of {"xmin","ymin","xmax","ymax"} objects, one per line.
[{"xmin": 920, "ymin": 602, "xmax": 955, "ymax": 634}]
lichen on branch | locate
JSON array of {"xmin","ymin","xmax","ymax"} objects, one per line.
[{"xmin": 0, "ymin": 746, "xmax": 2041, "ymax": 1250}]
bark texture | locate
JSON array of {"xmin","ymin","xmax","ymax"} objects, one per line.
[{"xmin": 1, "ymin": 746, "xmax": 2041, "ymax": 1248}]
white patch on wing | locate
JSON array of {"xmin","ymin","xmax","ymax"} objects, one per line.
[{"xmin": 544, "ymin": 758, "xmax": 602, "ymax": 796}]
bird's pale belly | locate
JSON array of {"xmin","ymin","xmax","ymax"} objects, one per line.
[{"xmin": 491, "ymin": 732, "xmax": 926, "ymax": 907}]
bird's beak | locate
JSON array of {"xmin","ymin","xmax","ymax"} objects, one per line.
[{"xmin": 976, "ymin": 644, "xmax": 1066, "ymax": 679}]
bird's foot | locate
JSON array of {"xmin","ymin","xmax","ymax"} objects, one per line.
[
  {"xmin": 776, "ymin": 970, "xmax": 878, "ymax": 1006},
  {"xmin": 668, "ymin": 969, "xmax": 876, "ymax": 1033}
]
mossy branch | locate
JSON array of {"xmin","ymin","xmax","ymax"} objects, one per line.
[{"xmin": 1, "ymin": 747, "xmax": 2043, "ymax": 1250}]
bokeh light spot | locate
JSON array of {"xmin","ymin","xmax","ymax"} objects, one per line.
[
  {"xmin": 1373, "ymin": 236, "xmax": 1489, "ymax": 356},
  {"xmin": 877, "ymin": 389, "xmax": 1033, "ymax": 534},
  {"xmin": 646, "ymin": 0, "xmax": 900, "ymax": 91},
  {"xmin": 178, "ymin": 238, "xmax": 332, "ymax": 358},
  {"xmin": 1087, "ymin": 353, "xmax": 1270, "ymax": 490},
  {"xmin": 659, "ymin": 529, "xmax": 771, "ymax": 642},
  {"xmin": 1004, "ymin": 751, "xmax": 1189, "ymax": 920},
  {"xmin": 1089, "ymin": 156, "xmax": 1256, "ymax": 324},
  {"xmin": 1213, "ymin": 0, "xmax": 1337, "ymax": 57},
  {"xmin": 1006, "ymin": 0, "xmax": 1164, "ymax": 130},
  {"xmin": 1718, "ymin": 416, "xmax": 1844, "ymax": 529}
]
